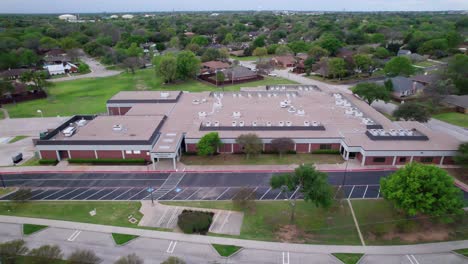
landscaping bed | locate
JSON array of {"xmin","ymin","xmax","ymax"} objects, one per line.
[
  {"xmin": 23, "ymin": 224, "xmax": 48, "ymax": 235},
  {"xmin": 112, "ymin": 233, "xmax": 139, "ymax": 245},
  {"xmin": 68, "ymin": 158, "xmax": 147, "ymax": 165},
  {"xmin": 178, "ymin": 210, "xmax": 214, "ymax": 234},
  {"xmin": 212, "ymin": 244, "xmax": 242, "ymax": 257}
]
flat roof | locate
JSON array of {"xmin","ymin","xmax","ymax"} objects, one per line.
[{"xmin": 107, "ymin": 91, "xmax": 182, "ymax": 103}]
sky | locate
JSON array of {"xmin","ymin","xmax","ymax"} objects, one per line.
[{"xmin": 1, "ymin": 0, "xmax": 467, "ymax": 13}]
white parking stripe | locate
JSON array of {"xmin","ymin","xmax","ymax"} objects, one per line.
[
  {"xmin": 215, "ymin": 187, "xmax": 230, "ymax": 200},
  {"xmin": 348, "ymin": 185, "xmax": 355, "ymax": 199},
  {"xmin": 282, "ymin": 252, "xmax": 290, "ymax": 264},
  {"xmin": 29, "ymin": 189, "xmax": 49, "ymax": 200},
  {"xmin": 200, "ymin": 188, "xmax": 216, "ymax": 200},
  {"xmin": 40, "ymin": 189, "xmax": 61, "ymax": 200},
  {"xmin": 289, "ymin": 186, "xmax": 300, "ymax": 199},
  {"xmin": 113, "ymin": 188, "xmax": 134, "ymax": 200},
  {"xmin": 171, "ymin": 188, "xmax": 187, "ymax": 200},
  {"xmin": 259, "ymin": 187, "xmax": 271, "ymax": 200},
  {"xmin": 274, "ymin": 190, "xmax": 283, "ymax": 200},
  {"xmin": 67, "ymin": 230, "xmax": 81, "ymax": 242},
  {"xmin": 78, "ymin": 189, "xmax": 100, "ymax": 200},
  {"xmin": 98, "ymin": 188, "xmax": 119, "ymax": 200},
  {"xmin": 377, "ymin": 187, "xmax": 381, "ymax": 198},
  {"xmin": 85, "ymin": 189, "xmax": 106, "ymax": 200},
  {"xmin": 411, "ymin": 255, "xmax": 420, "ymax": 264},
  {"xmin": 166, "ymin": 241, "xmax": 177, "ymax": 254},
  {"xmin": 186, "ymin": 188, "xmax": 201, "ymax": 200},
  {"xmin": 247, "ymin": 187, "xmax": 258, "ymax": 199},
  {"xmin": 55, "ymin": 189, "xmax": 78, "ymax": 200},
  {"xmin": 362, "ymin": 185, "xmax": 369, "ymax": 198},
  {"xmin": 128, "ymin": 188, "xmax": 146, "ymax": 200},
  {"xmin": 70, "ymin": 189, "xmax": 90, "ymax": 200}
]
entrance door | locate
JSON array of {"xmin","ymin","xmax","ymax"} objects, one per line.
[{"xmin": 59, "ymin": 150, "xmax": 69, "ymax": 159}]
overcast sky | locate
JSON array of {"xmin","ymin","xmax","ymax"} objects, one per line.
[{"xmin": 1, "ymin": 0, "xmax": 467, "ymax": 13}]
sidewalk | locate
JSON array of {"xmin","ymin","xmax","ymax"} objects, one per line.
[{"xmin": 0, "ymin": 215, "xmax": 466, "ymax": 255}]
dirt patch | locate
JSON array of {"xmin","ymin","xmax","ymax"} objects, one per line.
[
  {"xmin": 276, "ymin": 225, "xmax": 305, "ymax": 243},
  {"xmin": 135, "ymin": 81, "xmax": 149, "ymax": 91},
  {"xmin": 381, "ymin": 227, "xmax": 450, "ymax": 243}
]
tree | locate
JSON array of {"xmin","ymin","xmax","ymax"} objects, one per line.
[
  {"xmin": 353, "ymin": 54, "xmax": 373, "ymax": 77},
  {"xmin": 303, "ymin": 57, "xmax": 315, "ymax": 76},
  {"xmin": 122, "ymin": 57, "xmax": 142, "ymax": 74},
  {"xmin": 425, "ymin": 79, "xmax": 455, "ymax": 104},
  {"xmin": 115, "ymin": 253, "xmax": 143, "ymax": 264},
  {"xmin": 287, "ymin": 41, "xmax": 310, "ymax": 54},
  {"xmin": 270, "ymin": 164, "xmax": 333, "ymax": 223},
  {"xmin": 384, "ymin": 56, "xmax": 414, "ymax": 77},
  {"xmin": 327, "ymin": 58, "xmax": 347, "ymax": 79},
  {"xmin": 271, "ymin": 138, "xmax": 294, "ymax": 158},
  {"xmin": 447, "ymin": 54, "xmax": 468, "ymax": 95},
  {"xmin": 393, "ymin": 102, "xmax": 431, "ymax": 123},
  {"xmin": 318, "ymin": 34, "xmax": 342, "ymax": 56},
  {"xmin": 252, "ymin": 47, "xmax": 268, "ymax": 61},
  {"xmin": 28, "ymin": 245, "xmax": 63, "ymax": 264},
  {"xmin": 236, "ymin": 133, "xmax": 262, "ymax": 159},
  {"xmin": 156, "ymin": 54, "xmax": 177, "ymax": 83},
  {"xmin": 232, "ymin": 187, "xmax": 256, "ymax": 212},
  {"xmin": 68, "ymin": 249, "xmax": 101, "ymax": 264},
  {"xmin": 161, "ymin": 256, "xmax": 185, "ymax": 264},
  {"xmin": 374, "ymin": 47, "xmax": 391, "ymax": 59},
  {"xmin": 201, "ymin": 48, "xmax": 225, "ymax": 62},
  {"xmin": 454, "ymin": 143, "xmax": 468, "ymax": 167},
  {"xmin": 0, "ymin": 79, "xmax": 14, "ymax": 95},
  {"xmin": 20, "ymin": 71, "xmax": 49, "ymax": 90},
  {"xmin": 253, "ymin": 35, "xmax": 266, "ymax": 48},
  {"xmin": 275, "ymin": 45, "xmax": 293, "ymax": 56},
  {"xmin": 126, "ymin": 43, "xmax": 143, "ymax": 57},
  {"xmin": 0, "ymin": 239, "xmax": 29, "ymax": 264},
  {"xmin": 351, "ymin": 83, "xmax": 390, "ymax": 105},
  {"xmin": 197, "ymin": 132, "xmax": 222, "ymax": 156},
  {"xmin": 380, "ymin": 163, "xmax": 464, "ymax": 222},
  {"xmin": 190, "ymin": 36, "xmax": 209, "ymax": 46},
  {"xmin": 215, "ymin": 71, "xmax": 225, "ymax": 89},
  {"xmin": 176, "ymin": 51, "xmax": 200, "ymax": 80},
  {"xmin": 307, "ymin": 46, "xmax": 329, "ymax": 60},
  {"xmin": 78, "ymin": 63, "xmax": 90, "ymax": 73},
  {"xmin": 223, "ymin": 33, "xmax": 234, "ymax": 44}
]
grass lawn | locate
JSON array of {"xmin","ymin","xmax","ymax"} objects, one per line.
[
  {"xmin": 332, "ymin": 253, "xmax": 363, "ymax": 264},
  {"xmin": 351, "ymin": 200, "xmax": 468, "ymax": 245},
  {"xmin": 181, "ymin": 153, "xmax": 343, "ymax": 166},
  {"xmin": 0, "ymin": 201, "xmax": 143, "ymax": 228},
  {"xmin": 161, "ymin": 200, "xmax": 360, "ymax": 245},
  {"xmin": 19, "ymin": 157, "xmax": 42, "ymax": 166},
  {"xmin": 432, "ymin": 112, "xmax": 468, "ymax": 128},
  {"xmin": 8, "ymin": 135, "xmax": 28, "ymax": 144},
  {"xmin": 0, "ymin": 110, "xmax": 4, "ymax": 119},
  {"xmin": 23, "ymin": 224, "xmax": 48, "ymax": 235},
  {"xmin": 0, "ymin": 188, "xmax": 15, "ymax": 197},
  {"xmin": 6, "ymin": 69, "xmax": 295, "ymax": 118},
  {"xmin": 454, "ymin": 248, "xmax": 468, "ymax": 257},
  {"xmin": 112, "ymin": 233, "xmax": 139, "ymax": 245},
  {"xmin": 212, "ymin": 244, "xmax": 242, "ymax": 257}
]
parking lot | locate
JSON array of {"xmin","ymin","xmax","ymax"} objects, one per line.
[{"xmin": 0, "ymin": 184, "xmax": 384, "ymax": 201}]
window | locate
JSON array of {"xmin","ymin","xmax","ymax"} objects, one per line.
[
  {"xmin": 399, "ymin": 157, "xmax": 407, "ymax": 163},
  {"xmin": 133, "ymin": 150, "xmax": 141, "ymax": 154},
  {"xmin": 420, "ymin": 157, "xmax": 433, "ymax": 163},
  {"xmin": 373, "ymin": 157, "xmax": 386, "ymax": 163},
  {"xmin": 125, "ymin": 150, "xmax": 132, "ymax": 154},
  {"xmin": 319, "ymin": 144, "xmax": 332, "ymax": 150}
]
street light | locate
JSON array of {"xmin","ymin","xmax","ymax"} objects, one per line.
[{"xmin": 36, "ymin": 109, "xmax": 43, "ymax": 118}]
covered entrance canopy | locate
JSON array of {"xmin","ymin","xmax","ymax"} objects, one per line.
[{"xmin": 151, "ymin": 132, "xmax": 184, "ymax": 170}]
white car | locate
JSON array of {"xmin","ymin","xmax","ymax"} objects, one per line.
[{"xmin": 268, "ymin": 73, "xmax": 278, "ymax": 77}]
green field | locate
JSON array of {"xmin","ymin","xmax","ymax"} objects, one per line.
[
  {"xmin": 0, "ymin": 110, "xmax": 4, "ymax": 119},
  {"xmin": 454, "ymin": 248, "xmax": 468, "ymax": 257},
  {"xmin": 433, "ymin": 112, "xmax": 468, "ymax": 128},
  {"xmin": 0, "ymin": 188, "xmax": 15, "ymax": 197},
  {"xmin": 162, "ymin": 200, "xmax": 360, "ymax": 245},
  {"xmin": 23, "ymin": 224, "xmax": 48, "ymax": 235},
  {"xmin": 5, "ymin": 69, "xmax": 295, "ymax": 118},
  {"xmin": 9, "ymin": 135, "xmax": 28, "ymax": 144},
  {"xmin": 112, "ymin": 233, "xmax": 139, "ymax": 245},
  {"xmin": 0, "ymin": 201, "xmax": 142, "ymax": 228},
  {"xmin": 212, "ymin": 244, "xmax": 242, "ymax": 257},
  {"xmin": 351, "ymin": 200, "xmax": 468, "ymax": 245},
  {"xmin": 181, "ymin": 153, "xmax": 343, "ymax": 166},
  {"xmin": 332, "ymin": 253, "xmax": 363, "ymax": 264}
]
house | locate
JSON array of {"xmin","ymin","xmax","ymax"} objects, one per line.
[
  {"xmin": 229, "ymin": 50, "xmax": 245, "ymax": 57},
  {"xmin": 223, "ymin": 66, "xmax": 260, "ymax": 82},
  {"xmin": 122, "ymin": 14, "xmax": 134, "ymax": 19},
  {"xmin": 293, "ymin": 61, "xmax": 306, "ymax": 74},
  {"xmin": 397, "ymin": 49, "xmax": 412, "ymax": 56},
  {"xmin": 387, "ymin": 76, "xmax": 425, "ymax": 98},
  {"xmin": 442, "ymin": 95, "xmax": 468, "ymax": 114},
  {"xmin": 44, "ymin": 55, "xmax": 71, "ymax": 65},
  {"xmin": 184, "ymin": 32, "xmax": 195, "ymax": 37},
  {"xmin": 201, "ymin": 61, "xmax": 230, "ymax": 74},
  {"xmin": 45, "ymin": 62, "xmax": 78, "ymax": 76},
  {"xmin": 272, "ymin": 55, "xmax": 297, "ymax": 68},
  {"xmin": 0, "ymin": 81, "xmax": 47, "ymax": 105},
  {"xmin": 0, "ymin": 68, "xmax": 30, "ymax": 80},
  {"xmin": 411, "ymin": 74, "xmax": 437, "ymax": 86},
  {"xmin": 458, "ymin": 43, "xmax": 468, "ymax": 54}
]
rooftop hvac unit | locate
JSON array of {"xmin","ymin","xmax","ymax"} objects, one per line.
[
  {"xmin": 292, "ymin": 93, "xmax": 296, "ymax": 98},
  {"xmin": 279, "ymin": 121, "xmax": 285, "ymax": 127},
  {"xmin": 232, "ymin": 111, "xmax": 241, "ymax": 118},
  {"xmin": 304, "ymin": 121, "xmax": 310, "ymax": 126},
  {"xmin": 248, "ymin": 93, "xmax": 252, "ymax": 98},
  {"xmin": 266, "ymin": 121, "xmax": 272, "ymax": 127},
  {"xmin": 335, "ymin": 99, "xmax": 344, "ymax": 106},
  {"xmin": 232, "ymin": 121, "xmax": 237, "ymax": 127},
  {"xmin": 233, "ymin": 93, "xmax": 238, "ymax": 97},
  {"xmin": 297, "ymin": 109, "xmax": 305, "ymax": 116},
  {"xmin": 312, "ymin": 121, "xmax": 319, "ymax": 127},
  {"xmin": 286, "ymin": 121, "xmax": 292, "ymax": 127},
  {"xmin": 273, "ymin": 93, "xmax": 278, "ymax": 97},
  {"xmin": 343, "ymin": 101, "xmax": 351, "ymax": 107},
  {"xmin": 379, "ymin": 130, "xmax": 387, "ymax": 136},
  {"xmin": 286, "ymin": 93, "xmax": 290, "ymax": 98},
  {"xmin": 198, "ymin": 112, "xmax": 207, "ymax": 118},
  {"xmin": 205, "ymin": 121, "xmax": 211, "ymax": 127},
  {"xmin": 112, "ymin": 124, "xmax": 123, "ymax": 131},
  {"xmin": 287, "ymin": 107, "xmax": 296, "ymax": 113},
  {"xmin": 267, "ymin": 93, "xmax": 272, "ymax": 97},
  {"xmin": 76, "ymin": 118, "xmax": 87, "ymax": 127},
  {"xmin": 398, "ymin": 129, "xmax": 406, "ymax": 136},
  {"xmin": 389, "ymin": 129, "xmax": 398, "ymax": 136},
  {"xmin": 258, "ymin": 93, "xmax": 262, "ymax": 98},
  {"xmin": 405, "ymin": 130, "xmax": 414, "ymax": 136},
  {"xmin": 160, "ymin": 92, "xmax": 170, "ymax": 98},
  {"xmin": 345, "ymin": 108, "xmax": 354, "ymax": 115},
  {"xmin": 239, "ymin": 121, "xmax": 245, "ymax": 127},
  {"xmin": 252, "ymin": 121, "xmax": 257, "ymax": 127},
  {"xmin": 354, "ymin": 111, "xmax": 363, "ymax": 117},
  {"xmin": 280, "ymin": 101, "xmax": 289, "ymax": 108},
  {"xmin": 192, "ymin": 99, "xmax": 200, "ymax": 105},
  {"xmin": 214, "ymin": 121, "xmax": 220, "ymax": 127},
  {"xmin": 299, "ymin": 86, "xmax": 303, "ymax": 90}
]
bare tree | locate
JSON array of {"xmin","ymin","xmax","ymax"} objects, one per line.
[
  {"xmin": 236, "ymin": 133, "xmax": 263, "ymax": 159},
  {"xmin": 115, "ymin": 253, "xmax": 143, "ymax": 264},
  {"xmin": 28, "ymin": 245, "xmax": 63, "ymax": 264},
  {"xmin": 122, "ymin": 57, "xmax": 143, "ymax": 74},
  {"xmin": 271, "ymin": 138, "xmax": 295, "ymax": 158},
  {"xmin": 68, "ymin": 249, "xmax": 101, "ymax": 264},
  {"xmin": 161, "ymin": 256, "xmax": 185, "ymax": 264}
]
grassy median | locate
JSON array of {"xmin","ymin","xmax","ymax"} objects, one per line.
[{"xmin": 181, "ymin": 153, "xmax": 343, "ymax": 165}]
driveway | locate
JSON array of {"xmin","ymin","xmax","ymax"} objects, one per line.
[
  {"xmin": 0, "ymin": 117, "xmax": 69, "ymax": 137},
  {"xmin": 50, "ymin": 56, "xmax": 122, "ymax": 82}
]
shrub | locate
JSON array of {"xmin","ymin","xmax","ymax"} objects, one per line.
[
  {"xmin": 38, "ymin": 159, "xmax": 58, "ymax": 165},
  {"xmin": 311, "ymin": 150, "xmax": 341, "ymax": 155},
  {"xmin": 67, "ymin": 159, "xmax": 147, "ymax": 165},
  {"xmin": 232, "ymin": 187, "xmax": 256, "ymax": 212},
  {"xmin": 177, "ymin": 210, "xmax": 213, "ymax": 234}
]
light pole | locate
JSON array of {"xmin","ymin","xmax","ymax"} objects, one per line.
[{"xmin": 37, "ymin": 109, "xmax": 43, "ymax": 118}]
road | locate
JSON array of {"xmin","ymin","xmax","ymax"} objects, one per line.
[{"xmin": 50, "ymin": 56, "xmax": 121, "ymax": 82}]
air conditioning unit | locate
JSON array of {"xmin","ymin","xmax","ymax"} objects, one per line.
[
  {"xmin": 205, "ymin": 121, "xmax": 211, "ymax": 127},
  {"xmin": 252, "ymin": 121, "xmax": 257, "ymax": 127},
  {"xmin": 214, "ymin": 121, "xmax": 220, "ymax": 127},
  {"xmin": 239, "ymin": 121, "xmax": 245, "ymax": 127},
  {"xmin": 160, "ymin": 92, "xmax": 170, "ymax": 98},
  {"xmin": 112, "ymin": 124, "xmax": 123, "ymax": 131},
  {"xmin": 266, "ymin": 121, "xmax": 272, "ymax": 127},
  {"xmin": 232, "ymin": 121, "xmax": 237, "ymax": 127},
  {"xmin": 286, "ymin": 121, "xmax": 292, "ymax": 127},
  {"xmin": 198, "ymin": 112, "xmax": 207, "ymax": 118},
  {"xmin": 304, "ymin": 121, "xmax": 310, "ymax": 126},
  {"xmin": 279, "ymin": 121, "xmax": 285, "ymax": 127}
]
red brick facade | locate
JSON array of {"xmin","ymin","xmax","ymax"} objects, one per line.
[
  {"xmin": 96, "ymin": 150, "xmax": 123, "ymax": 159},
  {"xmin": 218, "ymin": 144, "xmax": 233, "ymax": 153},
  {"xmin": 40, "ymin": 150, "xmax": 57, "ymax": 160},
  {"xmin": 69, "ymin": 150, "xmax": 95, "ymax": 159},
  {"xmin": 295, "ymin": 143, "xmax": 309, "ymax": 153},
  {"xmin": 125, "ymin": 150, "xmax": 151, "ymax": 161}
]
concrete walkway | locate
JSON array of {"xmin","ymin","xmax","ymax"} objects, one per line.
[
  {"xmin": 0, "ymin": 215, "xmax": 467, "ymax": 255},
  {"xmin": 0, "ymin": 108, "xmax": 10, "ymax": 119}
]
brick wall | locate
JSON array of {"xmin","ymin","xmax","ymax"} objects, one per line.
[
  {"xmin": 96, "ymin": 150, "xmax": 123, "ymax": 159},
  {"xmin": 365, "ymin": 156, "xmax": 393, "ymax": 166},
  {"xmin": 125, "ymin": 150, "xmax": 151, "ymax": 161},
  {"xmin": 218, "ymin": 143, "xmax": 233, "ymax": 153},
  {"xmin": 186, "ymin": 143, "xmax": 197, "ymax": 153},
  {"xmin": 295, "ymin": 143, "xmax": 309, "ymax": 153},
  {"xmin": 232, "ymin": 143, "xmax": 243, "ymax": 153},
  {"xmin": 40, "ymin": 150, "xmax": 57, "ymax": 160},
  {"xmin": 120, "ymin": 107, "xmax": 131, "ymax": 115},
  {"xmin": 69, "ymin": 150, "xmax": 95, "ymax": 159}
]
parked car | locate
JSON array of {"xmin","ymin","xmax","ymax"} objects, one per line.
[{"xmin": 268, "ymin": 73, "xmax": 278, "ymax": 77}]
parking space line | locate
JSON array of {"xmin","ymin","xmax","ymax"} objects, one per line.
[
  {"xmin": 85, "ymin": 189, "xmax": 106, "ymax": 200},
  {"xmin": 215, "ymin": 187, "xmax": 230, "ymax": 200},
  {"xmin": 200, "ymin": 188, "xmax": 216, "ymax": 200},
  {"xmin": 259, "ymin": 187, "xmax": 271, "ymax": 200},
  {"xmin": 128, "ymin": 188, "xmax": 146, "ymax": 200},
  {"xmin": 377, "ymin": 188, "xmax": 381, "ymax": 198},
  {"xmin": 289, "ymin": 186, "xmax": 300, "ymax": 199},
  {"xmin": 282, "ymin": 251, "xmax": 290, "ymax": 264},
  {"xmin": 334, "ymin": 186, "xmax": 342, "ymax": 199},
  {"xmin": 70, "ymin": 189, "xmax": 90, "ymax": 200},
  {"xmin": 171, "ymin": 188, "xmax": 187, "ymax": 200},
  {"xmin": 67, "ymin": 230, "xmax": 81, "ymax": 242},
  {"xmin": 113, "ymin": 188, "xmax": 134, "ymax": 200},
  {"xmin": 99, "ymin": 188, "xmax": 119, "ymax": 200},
  {"xmin": 55, "ymin": 189, "xmax": 77, "ymax": 200},
  {"xmin": 219, "ymin": 212, "xmax": 231, "ymax": 232},
  {"xmin": 362, "ymin": 185, "xmax": 369, "ymax": 199},
  {"xmin": 29, "ymin": 189, "xmax": 49, "ymax": 200},
  {"xmin": 348, "ymin": 185, "xmax": 355, "ymax": 199},
  {"xmin": 247, "ymin": 187, "xmax": 258, "ymax": 199},
  {"xmin": 406, "ymin": 255, "xmax": 420, "ymax": 264},
  {"xmin": 411, "ymin": 255, "xmax": 420, "ymax": 264},
  {"xmin": 40, "ymin": 189, "xmax": 61, "ymax": 200},
  {"xmin": 186, "ymin": 188, "xmax": 201, "ymax": 200},
  {"xmin": 166, "ymin": 241, "xmax": 177, "ymax": 254},
  {"xmin": 79, "ymin": 189, "xmax": 100, "ymax": 200},
  {"xmin": 274, "ymin": 189, "xmax": 283, "ymax": 200}
]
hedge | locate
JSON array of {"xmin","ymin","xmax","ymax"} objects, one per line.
[
  {"xmin": 178, "ymin": 210, "xmax": 214, "ymax": 234},
  {"xmin": 311, "ymin": 149, "xmax": 341, "ymax": 155},
  {"xmin": 68, "ymin": 158, "xmax": 147, "ymax": 165},
  {"xmin": 38, "ymin": 159, "xmax": 58, "ymax": 165}
]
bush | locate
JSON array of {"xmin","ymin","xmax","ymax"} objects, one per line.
[
  {"xmin": 177, "ymin": 210, "xmax": 213, "ymax": 234},
  {"xmin": 38, "ymin": 159, "xmax": 58, "ymax": 165},
  {"xmin": 232, "ymin": 187, "xmax": 256, "ymax": 212},
  {"xmin": 67, "ymin": 159, "xmax": 147, "ymax": 165},
  {"xmin": 311, "ymin": 149, "xmax": 341, "ymax": 155}
]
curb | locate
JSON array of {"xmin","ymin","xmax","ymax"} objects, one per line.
[{"xmin": 209, "ymin": 243, "xmax": 244, "ymax": 259}]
